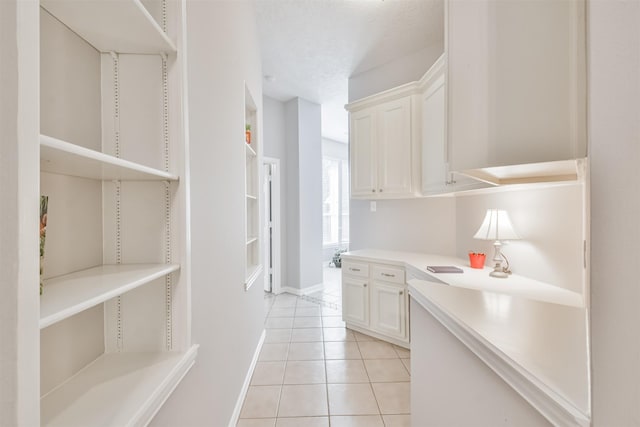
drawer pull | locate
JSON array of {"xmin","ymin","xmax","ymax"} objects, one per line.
[
  {"xmin": 399, "ymin": 290, "xmax": 404, "ymax": 295},
  {"xmin": 363, "ymin": 283, "xmax": 367, "ymax": 287},
  {"xmin": 381, "ymin": 273, "xmax": 395, "ymax": 278},
  {"xmin": 350, "ymin": 268, "xmax": 361, "ymax": 272}
]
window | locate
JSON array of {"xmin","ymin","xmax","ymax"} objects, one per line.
[{"xmin": 322, "ymin": 155, "xmax": 349, "ymax": 247}]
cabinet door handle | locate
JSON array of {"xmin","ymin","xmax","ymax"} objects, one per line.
[
  {"xmin": 379, "ymin": 188, "xmax": 383, "ymax": 192},
  {"xmin": 372, "ymin": 189, "xmax": 376, "ymax": 192},
  {"xmin": 363, "ymin": 283, "xmax": 367, "ymax": 287},
  {"xmin": 381, "ymin": 273, "xmax": 395, "ymax": 278},
  {"xmin": 350, "ymin": 268, "xmax": 361, "ymax": 272},
  {"xmin": 399, "ymin": 290, "xmax": 404, "ymax": 295}
]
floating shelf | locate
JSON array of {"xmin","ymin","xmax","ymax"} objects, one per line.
[
  {"xmin": 40, "ymin": 135, "xmax": 179, "ymax": 181},
  {"xmin": 246, "ymin": 144, "xmax": 257, "ymax": 157},
  {"xmin": 40, "ymin": 263, "xmax": 180, "ymax": 329},
  {"xmin": 41, "ymin": 346, "xmax": 198, "ymax": 427},
  {"xmin": 40, "ymin": 0, "xmax": 176, "ymax": 54}
]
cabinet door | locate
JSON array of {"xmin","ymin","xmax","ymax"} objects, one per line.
[
  {"xmin": 370, "ymin": 281, "xmax": 407, "ymax": 340},
  {"xmin": 342, "ymin": 276, "xmax": 369, "ymax": 327},
  {"xmin": 422, "ymin": 73, "xmax": 448, "ymax": 194},
  {"xmin": 447, "ymin": 0, "xmax": 586, "ymax": 171},
  {"xmin": 350, "ymin": 108, "xmax": 377, "ymax": 197},
  {"xmin": 377, "ymin": 97, "xmax": 412, "ymax": 196}
]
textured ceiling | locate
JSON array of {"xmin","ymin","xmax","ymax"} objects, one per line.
[{"xmin": 255, "ymin": 0, "xmax": 444, "ymax": 142}]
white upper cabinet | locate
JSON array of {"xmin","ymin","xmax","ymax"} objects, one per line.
[
  {"xmin": 350, "ymin": 108, "xmax": 378, "ymax": 196},
  {"xmin": 446, "ymin": 0, "xmax": 587, "ymax": 173},
  {"xmin": 377, "ymin": 97, "xmax": 413, "ymax": 196},
  {"xmin": 347, "ymin": 91, "xmax": 419, "ymax": 199}
]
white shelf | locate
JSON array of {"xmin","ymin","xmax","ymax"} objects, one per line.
[
  {"xmin": 40, "ymin": 264, "xmax": 180, "ymax": 329},
  {"xmin": 246, "ymin": 236, "xmax": 258, "ymax": 245},
  {"xmin": 245, "ymin": 264, "xmax": 263, "ymax": 291},
  {"xmin": 40, "ymin": 135, "xmax": 179, "ymax": 181},
  {"xmin": 41, "ymin": 346, "xmax": 198, "ymax": 427},
  {"xmin": 246, "ymin": 143, "xmax": 257, "ymax": 157},
  {"xmin": 40, "ymin": 0, "xmax": 176, "ymax": 54}
]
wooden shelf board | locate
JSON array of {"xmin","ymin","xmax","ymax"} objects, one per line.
[
  {"xmin": 246, "ymin": 143, "xmax": 257, "ymax": 157},
  {"xmin": 40, "ymin": 135, "xmax": 178, "ymax": 181},
  {"xmin": 40, "ymin": 263, "xmax": 180, "ymax": 329},
  {"xmin": 41, "ymin": 346, "xmax": 198, "ymax": 427},
  {"xmin": 40, "ymin": 0, "xmax": 176, "ymax": 54}
]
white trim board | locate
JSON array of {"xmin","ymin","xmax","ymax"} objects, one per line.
[
  {"xmin": 227, "ymin": 329, "xmax": 266, "ymax": 427},
  {"xmin": 280, "ymin": 282, "xmax": 324, "ymax": 297}
]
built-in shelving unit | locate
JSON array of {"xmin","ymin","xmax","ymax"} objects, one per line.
[
  {"xmin": 40, "ymin": 264, "xmax": 180, "ymax": 329},
  {"xmin": 35, "ymin": 0, "xmax": 196, "ymax": 425},
  {"xmin": 244, "ymin": 86, "xmax": 262, "ymax": 290},
  {"xmin": 40, "ymin": 0, "xmax": 177, "ymax": 54},
  {"xmin": 40, "ymin": 348, "xmax": 197, "ymax": 427},
  {"xmin": 40, "ymin": 135, "xmax": 179, "ymax": 181}
]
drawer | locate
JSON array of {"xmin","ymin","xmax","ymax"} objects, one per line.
[
  {"xmin": 343, "ymin": 261, "xmax": 369, "ymax": 278},
  {"xmin": 372, "ymin": 264, "xmax": 405, "ymax": 284}
]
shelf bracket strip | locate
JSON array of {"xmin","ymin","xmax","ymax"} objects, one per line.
[
  {"xmin": 162, "ymin": 52, "xmax": 173, "ymax": 351},
  {"xmin": 111, "ymin": 51, "xmax": 123, "ymax": 351}
]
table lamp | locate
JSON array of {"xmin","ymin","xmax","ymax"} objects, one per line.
[{"xmin": 473, "ymin": 209, "xmax": 520, "ymax": 278}]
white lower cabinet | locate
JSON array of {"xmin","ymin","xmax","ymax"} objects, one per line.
[
  {"xmin": 342, "ymin": 260, "xmax": 409, "ymax": 347},
  {"xmin": 342, "ymin": 276, "xmax": 369, "ymax": 327},
  {"xmin": 371, "ymin": 281, "xmax": 407, "ymax": 339}
]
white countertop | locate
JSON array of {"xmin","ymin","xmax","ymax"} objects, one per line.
[
  {"xmin": 342, "ymin": 249, "xmax": 590, "ymax": 425},
  {"xmin": 342, "ymin": 249, "xmax": 584, "ymax": 308}
]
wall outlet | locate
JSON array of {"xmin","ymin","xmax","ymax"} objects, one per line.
[{"xmin": 370, "ymin": 201, "xmax": 376, "ymax": 212}]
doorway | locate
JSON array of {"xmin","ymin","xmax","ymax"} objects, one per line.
[{"xmin": 263, "ymin": 157, "xmax": 281, "ymax": 294}]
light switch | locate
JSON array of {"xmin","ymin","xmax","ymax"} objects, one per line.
[{"xmin": 370, "ymin": 201, "xmax": 376, "ymax": 212}]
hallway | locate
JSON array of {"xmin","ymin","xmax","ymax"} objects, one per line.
[{"xmin": 236, "ymin": 293, "xmax": 411, "ymax": 427}]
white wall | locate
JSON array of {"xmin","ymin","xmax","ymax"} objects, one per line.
[
  {"xmin": 283, "ymin": 98, "xmax": 323, "ymax": 291},
  {"xmin": 455, "ymin": 184, "xmax": 586, "ymax": 294},
  {"xmin": 0, "ymin": 0, "xmax": 39, "ymax": 424},
  {"xmin": 297, "ymin": 99, "xmax": 323, "ymax": 289},
  {"xmin": 349, "ymin": 197, "xmax": 456, "ymax": 255},
  {"xmin": 589, "ymin": 1, "xmax": 640, "ymax": 424},
  {"xmin": 151, "ymin": 2, "xmax": 265, "ymax": 426},
  {"xmin": 348, "ymin": 43, "xmax": 444, "ymax": 101},
  {"xmin": 322, "ymin": 137, "xmax": 348, "ymax": 161},
  {"xmin": 263, "ymin": 95, "xmax": 288, "ymax": 288},
  {"xmin": 284, "ymin": 99, "xmax": 301, "ymax": 289}
]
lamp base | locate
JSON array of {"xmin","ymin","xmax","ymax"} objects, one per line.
[{"xmin": 489, "ymin": 269, "xmax": 509, "ymax": 279}]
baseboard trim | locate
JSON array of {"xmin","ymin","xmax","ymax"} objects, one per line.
[
  {"xmin": 228, "ymin": 329, "xmax": 266, "ymax": 427},
  {"xmin": 280, "ymin": 283, "xmax": 324, "ymax": 296}
]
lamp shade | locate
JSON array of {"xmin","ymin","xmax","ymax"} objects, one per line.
[{"xmin": 473, "ymin": 209, "xmax": 520, "ymax": 241}]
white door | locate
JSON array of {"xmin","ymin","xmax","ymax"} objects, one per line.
[
  {"xmin": 370, "ymin": 281, "xmax": 406, "ymax": 340},
  {"xmin": 263, "ymin": 164, "xmax": 272, "ymax": 292},
  {"xmin": 263, "ymin": 158, "xmax": 281, "ymax": 294},
  {"xmin": 350, "ymin": 108, "xmax": 377, "ymax": 197},
  {"xmin": 342, "ymin": 276, "xmax": 369, "ymax": 327},
  {"xmin": 377, "ymin": 97, "xmax": 412, "ymax": 196}
]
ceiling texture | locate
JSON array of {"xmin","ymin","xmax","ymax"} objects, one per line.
[{"xmin": 254, "ymin": 0, "xmax": 444, "ymax": 142}]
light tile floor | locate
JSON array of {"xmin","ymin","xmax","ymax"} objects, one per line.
[{"xmin": 238, "ymin": 293, "xmax": 411, "ymax": 427}]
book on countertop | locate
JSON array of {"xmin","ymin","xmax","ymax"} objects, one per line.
[{"xmin": 427, "ymin": 266, "xmax": 464, "ymax": 274}]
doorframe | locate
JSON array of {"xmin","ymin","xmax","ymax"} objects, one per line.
[{"xmin": 263, "ymin": 157, "xmax": 282, "ymax": 294}]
